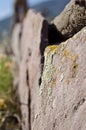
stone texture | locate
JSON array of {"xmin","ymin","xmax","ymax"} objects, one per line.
[
  {"xmin": 11, "ymin": 24, "xmax": 22, "ymax": 65},
  {"xmin": 15, "ymin": 10, "xmax": 49, "ymax": 130},
  {"xmin": 32, "ymin": 27, "xmax": 86, "ymax": 130},
  {"xmin": 11, "ymin": 4, "xmax": 86, "ymax": 130},
  {"xmin": 52, "ymin": 0, "xmax": 86, "ymax": 39}
]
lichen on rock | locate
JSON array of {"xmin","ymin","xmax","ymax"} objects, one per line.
[{"xmin": 40, "ymin": 45, "xmax": 58, "ymax": 95}]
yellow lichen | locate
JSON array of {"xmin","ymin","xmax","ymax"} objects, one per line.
[
  {"xmin": 62, "ymin": 50, "xmax": 78, "ymax": 61},
  {"xmin": 45, "ymin": 45, "xmax": 58, "ymax": 55},
  {"xmin": 62, "ymin": 49, "xmax": 79, "ymax": 80}
]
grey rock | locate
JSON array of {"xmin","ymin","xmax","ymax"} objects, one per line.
[
  {"xmin": 11, "ymin": 4, "xmax": 86, "ymax": 130},
  {"xmin": 52, "ymin": 0, "xmax": 86, "ymax": 39},
  {"xmin": 14, "ymin": 10, "xmax": 49, "ymax": 130},
  {"xmin": 33, "ymin": 27, "xmax": 86, "ymax": 130}
]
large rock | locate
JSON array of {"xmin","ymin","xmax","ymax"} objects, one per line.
[
  {"xmin": 12, "ymin": 4, "xmax": 86, "ymax": 130},
  {"xmin": 32, "ymin": 27, "xmax": 86, "ymax": 130},
  {"xmin": 52, "ymin": 0, "xmax": 86, "ymax": 39},
  {"xmin": 17, "ymin": 10, "xmax": 49, "ymax": 130}
]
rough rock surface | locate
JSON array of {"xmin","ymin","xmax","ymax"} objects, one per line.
[
  {"xmin": 52, "ymin": 0, "xmax": 86, "ymax": 39},
  {"xmin": 11, "ymin": 3, "xmax": 86, "ymax": 130},
  {"xmin": 12, "ymin": 10, "xmax": 48, "ymax": 130},
  {"xmin": 32, "ymin": 27, "xmax": 86, "ymax": 130}
]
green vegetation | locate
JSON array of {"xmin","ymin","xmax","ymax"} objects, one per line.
[
  {"xmin": 0, "ymin": 54, "xmax": 21, "ymax": 129},
  {"xmin": 0, "ymin": 55, "xmax": 13, "ymax": 97},
  {"xmin": 0, "ymin": 54, "xmax": 20, "ymax": 113}
]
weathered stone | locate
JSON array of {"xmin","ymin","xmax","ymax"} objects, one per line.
[
  {"xmin": 11, "ymin": 3, "xmax": 86, "ymax": 130},
  {"xmin": 11, "ymin": 24, "xmax": 22, "ymax": 65},
  {"xmin": 18, "ymin": 10, "xmax": 48, "ymax": 130},
  {"xmin": 52, "ymin": 0, "xmax": 86, "ymax": 39},
  {"xmin": 33, "ymin": 27, "xmax": 86, "ymax": 130}
]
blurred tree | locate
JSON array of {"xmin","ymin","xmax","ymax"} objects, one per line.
[{"xmin": 14, "ymin": 0, "xmax": 29, "ymax": 23}]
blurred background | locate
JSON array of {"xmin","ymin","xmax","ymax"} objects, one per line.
[{"xmin": 0, "ymin": 0, "xmax": 70, "ymax": 44}]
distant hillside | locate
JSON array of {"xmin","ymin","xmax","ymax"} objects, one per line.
[
  {"xmin": 0, "ymin": 0, "xmax": 70, "ymax": 42},
  {"xmin": 0, "ymin": 16, "xmax": 12, "ymax": 42},
  {"xmin": 32, "ymin": 0, "xmax": 70, "ymax": 20}
]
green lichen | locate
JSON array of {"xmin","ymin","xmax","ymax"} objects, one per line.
[
  {"xmin": 83, "ymin": 28, "xmax": 86, "ymax": 33},
  {"xmin": 40, "ymin": 45, "xmax": 58, "ymax": 95}
]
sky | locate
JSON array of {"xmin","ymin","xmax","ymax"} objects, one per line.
[{"xmin": 0, "ymin": 0, "xmax": 51, "ymax": 20}]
